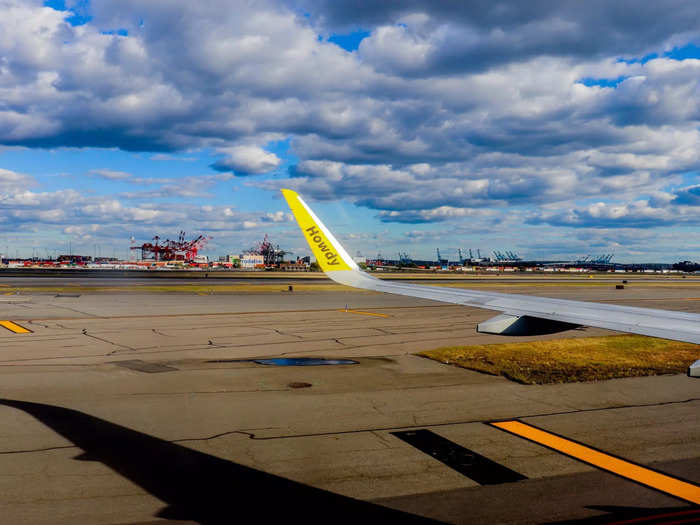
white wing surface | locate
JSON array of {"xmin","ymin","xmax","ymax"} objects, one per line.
[{"xmin": 282, "ymin": 189, "xmax": 700, "ymax": 345}]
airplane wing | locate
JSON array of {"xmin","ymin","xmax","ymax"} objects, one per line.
[{"xmin": 281, "ymin": 189, "xmax": 700, "ymax": 345}]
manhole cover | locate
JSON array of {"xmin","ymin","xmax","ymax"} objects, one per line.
[{"xmin": 253, "ymin": 358, "xmax": 358, "ymax": 366}]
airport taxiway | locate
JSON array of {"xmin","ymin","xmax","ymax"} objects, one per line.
[{"xmin": 0, "ymin": 276, "xmax": 698, "ymax": 524}]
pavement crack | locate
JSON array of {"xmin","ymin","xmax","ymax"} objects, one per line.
[
  {"xmin": 0, "ymin": 444, "xmax": 77, "ymax": 455},
  {"xmin": 0, "ymin": 428, "xmax": 283, "ymax": 456},
  {"xmin": 128, "ymin": 388, "xmax": 290, "ymax": 395},
  {"xmin": 237, "ymin": 397, "xmax": 700, "ymax": 441},
  {"xmin": 263, "ymin": 327, "xmax": 303, "ymax": 339},
  {"xmin": 82, "ymin": 332, "xmax": 135, "ymax": 351},
  {"xmin": 49, "ymin": 305, "xmax": 100, "ymax": 317},
  {"xmin": 173, "ymin": 430, "xmax": 258, "ymax": 442}
]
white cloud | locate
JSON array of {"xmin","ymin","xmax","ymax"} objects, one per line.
[
  {"xmin": 91, "ymin": 169, "xmax": 132, "ymax": 180},
  {"xmin": 528, "ymin": 190, "xmax": 700, "ymax": 229},
  {"xmin": 212, "ymin": 146, "xmax": 281, "ymax": 175},
  {"xmin": 0, "ymin": 168, "xmax": 36, "ymax": 192}
]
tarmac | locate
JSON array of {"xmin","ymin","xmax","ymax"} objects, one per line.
[{"xmin": 0, "ymin": 275, "xmax": 698, "ymax": 524}]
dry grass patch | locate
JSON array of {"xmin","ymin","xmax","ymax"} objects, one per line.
[{"xmin": 418, "ymin": 335, "xmax": 700, "ymax": 384}]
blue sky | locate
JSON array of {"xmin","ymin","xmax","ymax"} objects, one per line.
[{"xmin": 1, "ymin": 1, "xmax": 700, "ymax": 262}]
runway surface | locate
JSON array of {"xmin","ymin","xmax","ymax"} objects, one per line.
[
  {"xmin": 0, "ymin": 276, "xmax": 698, "ymax": 524},
  {"xmin": 1, "ymin": 272, "xmax": 699, "ymax": 287}
]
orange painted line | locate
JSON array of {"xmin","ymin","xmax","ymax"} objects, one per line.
[
  {"xmin": 0, "ymin": 321, "xmax": 32, "ymax": 334},
  {"xmin": 490, "ymin": 420, "xmax": 700, "ymax": 505},
  {"xmin": 338, "ymin": 309, "xmax": 389, "ymax": 318}
]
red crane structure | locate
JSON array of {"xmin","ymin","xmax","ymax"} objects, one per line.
[
  {"xmin": 250, "ymin": 234, "xmax": 287, "ymax": 266},
  {"xmin": 131, "ymin": 231, "xmax": 210, "ymax": 262}
]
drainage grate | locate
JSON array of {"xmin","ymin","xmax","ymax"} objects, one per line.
[
  {"xmin": 254, "ymin": 358, "xmax": 358, "ymax": 366},
  {"xmin": 392, "ymin": 429, "xmax": 526, "ymax": 485},
  {"xmin": 207, "ymin": 358, "xmax": 358, "ymax": 366},
  {"xmin": 111, "ymin": 360, "xmax": 178, "ymax": 373}
]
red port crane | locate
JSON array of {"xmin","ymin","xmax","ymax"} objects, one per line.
[{"xmin": 131, "ymin": 231, "xmax": 210, "ymax": 261}]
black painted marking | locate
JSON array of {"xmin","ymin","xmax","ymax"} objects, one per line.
[
  {"xmin": 111, "ymin": 360, "xmax": 178, "ymax": 373},
  {"xmin": 391, "ymin": 429, "xmax": 526, "ymax": 485}
]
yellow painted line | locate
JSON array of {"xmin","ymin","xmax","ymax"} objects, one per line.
[
  {"xmin": 338, "ymin": 309, "xmax": 389, "ymax": 318},
  {"xmin": 0, "ymin": 321, "xmax": 32, "ymax": 334},
  {"xmin": 490, "ymin": 420, "xmax": 700, "ymax": 505}
]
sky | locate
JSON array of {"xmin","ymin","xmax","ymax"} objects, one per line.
[{"xmin": 1, "ymin": 1, "xmax": 700, "ymax": 262}]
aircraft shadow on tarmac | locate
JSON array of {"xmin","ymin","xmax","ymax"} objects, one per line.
[{"xmin": 0, "ymin": 399, "xmax": 436, "ymax": 525}]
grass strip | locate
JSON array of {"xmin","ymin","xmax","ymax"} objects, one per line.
[{"xmin": 418, "ymin": 335, "xmax": 700, "ymax": 384}]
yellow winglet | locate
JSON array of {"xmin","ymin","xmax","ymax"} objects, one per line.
[{"xmin": 281, "ymin": 189, "xmax": 356, "ymax": 272}]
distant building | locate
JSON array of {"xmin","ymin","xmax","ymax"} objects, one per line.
[
  {"xmin": 239, "ymin": 253, "xmax": 264, "ymax": 268},
  {"xmin": 57, "ymin": 255, "xmax": 91, "ymax": 264},
  {"xmin": 279, "ymin": 261, "xmax": 308, "ymax": 271}
]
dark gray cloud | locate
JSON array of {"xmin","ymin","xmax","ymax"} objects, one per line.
[{"xmin": 292, "ymin": 0, "xmax": 700, "ymax": 75}]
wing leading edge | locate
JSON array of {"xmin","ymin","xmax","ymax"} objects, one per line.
[{"xmin": 281, "ymin": 189, "xmax": 700, "ymax": 345}]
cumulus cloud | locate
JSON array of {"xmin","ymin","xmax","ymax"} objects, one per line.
[
  {"xmin": 0, "ymin": 0, "xmax": 369, "ymax": 151},
  {"xmin": 0, "ymin": 168, "xmax": 36, "ymax": 192},
  {"xmin": 211, "ymin": 146, "xmax": 282, "ymax": 175},
  {"xmin": 527, "ymin": 188, "xmax": 700, "ymax": 228}
]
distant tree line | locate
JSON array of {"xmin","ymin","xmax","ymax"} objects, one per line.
[{"xmin": 673, "ymin": 261, "xmax": 700, "ymax": 272}]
